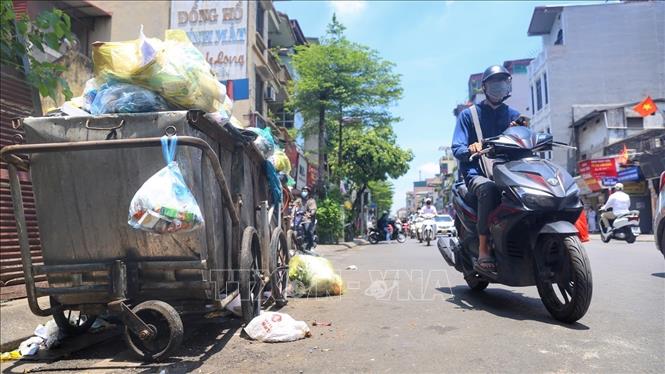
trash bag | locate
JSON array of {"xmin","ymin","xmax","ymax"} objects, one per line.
[
  {"xmin": 288, "ymin": 255, "xmax": 345, "ymax": 297},
  {"xmin": 244, "ymin": 312, "xmax": 311, "ymax": 343},
  {"xmin": 247, "ymin": 127, "xmax": 275, "ymax": 159},
  {"xmin": 128, "ymin": 135, "xmax": 204, "ymax": 234},
  {"xmin": 270, "ymin": 149, "xmax": 292, "ymax": 174},
  {"xmin": 90, "ymin": 81, "xmax": 170, "ymax": 115},
  {"xmin": 92, "ymin": 28, "xmax": 228, "ymax": 113}
]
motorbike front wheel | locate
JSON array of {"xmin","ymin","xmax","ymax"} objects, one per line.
[
  {"xmin": 535, "ymin": 235, "xmax": 593, "ymax": 324},
  {"xmin": 368, "ymin": 232, "xmax": 379, "ymax": 244},
  {"xmin": 396, "ymin": 233, "xmax": 406, "ymax": 243}
]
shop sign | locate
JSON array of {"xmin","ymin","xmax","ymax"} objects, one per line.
[
  {"xmin": 170, "ymin": 1, "xmax": 248, "ymax": 81},
  {"xmin": 578, "ymin": 158, "xmax": 618, "ymax": 178},
  {"xmin": 623, "ymin": 181, "xmax": 647, "ymax": 195},
  {"xmin": 617, "ymin": 166, "xmax": 641, "ymax": 182}
]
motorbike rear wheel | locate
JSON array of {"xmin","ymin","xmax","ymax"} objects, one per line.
[
  {"xmin": 368, "ymin": 232, "xmax": 379, "ymax": 244},
  {"xmin": 465, "ymin": 274, "xmax": 489, "ymax": 291},
  {"xmin": 536, "ymin": 235, "xmax": 593, "ymax": 324},
  {"xmin": 625, "ymin": 230, "xmax": 636, "ymax": 244},
  {"xmin": 396, "ymin": 233, "xmax": 406, "ymax": 243}
]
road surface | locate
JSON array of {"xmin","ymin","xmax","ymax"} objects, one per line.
[{"xmin": 2, "ymin": 237, "xmax": 664, "ymax": 373}]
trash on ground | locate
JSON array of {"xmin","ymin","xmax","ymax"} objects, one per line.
[
  {"xmin": 128, "ymin": 135, "xmax": 204, "ymax": 234},
  {"xmin": 220, "ymin": 293, "xmax": 242, "ymax": 317},
  {"xmin": 18, "ymin": 336, "xmax": 42, "ymax": 356},
  {"xmin": 244, "ymin": 312, "xmax": 311, "ymax": 343},
  {"xmin": 312, "ymin": 321, "xmax": 332, "ymax": 327},
  {"xmin": 346, "ymin": 265, "xmax": 358, "ymax": 270},
  {"xmin": 34, "ymin": 320, "xmax": 62, "ymax": 349},
  {"xmin": 288, "ymin": 255, "xmax": 345, "ymax": 297},
  {"xmin": 0, "ymin": 349, "xmax": 21, "ymax": 361}
]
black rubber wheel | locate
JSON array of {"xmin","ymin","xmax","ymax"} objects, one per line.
[
  {"xmin": 426, "ymin": 238, "xmax": 431, "ymax": 246},
  {"xmin": 268, "ymin": 228, "xmax": 290, "ymax": 307},
  {"xmin": 601, "ymin": 232, "xmax": 611, "ymax": 243},
  {"xmin": 625, "ymin": 232, "xmax": 636, "ymax": 244},
  {"xmin": 465, "ymin": 275, "xmax": 489, "ymax": 291},
  {"xmin": 50, "ymin": 297, "xmax": 97, "ymax": 336},
  {"xmin": 239, "ymin": 226, "xmax": 262, "ymax": 325},
  {"xmin": 536, "ymin": 235, "xmax": 593, "ymax": 324},
  {"xmin": 123, "ymin": 300, "xmax": 183, "ymax": 362},
  {"xmin": 368, "ymin": 232, "xmax": 379, "ymax": 244},
  {"xmin": 397, "ymin": 233, "xmax": 406, "ymax": 243}
]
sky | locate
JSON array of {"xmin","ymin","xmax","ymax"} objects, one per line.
[{"xmin": 274, "ymin": 0, "xmax": 603, "ymax": 213}]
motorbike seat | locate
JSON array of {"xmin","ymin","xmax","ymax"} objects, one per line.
[{"xmin": 454, "ymin": 182, "xmax": 478, "ymax": 209}]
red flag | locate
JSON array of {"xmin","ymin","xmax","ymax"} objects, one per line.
[{"xmin": 633, "ymin": 96, "xmax": 658, "ymax": 117}]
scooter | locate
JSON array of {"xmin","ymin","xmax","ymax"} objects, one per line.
[
  {"xmin": 368, "ymin": 223, "xmax": 407, "ymax": 244},
  {"xmin": 292, "ymin": 210, "xmax": 318, "ymax": 255},
  {"xmin": 599, "ymin": 208, "xmax": 640, "ymax": 243},
  {"xmin": 437, "ymin": 125, "xmax": 592, "ymax": 323},
  {"xmin": 419, "ymin": 213, "xmax": 436, "ymax": 246}
]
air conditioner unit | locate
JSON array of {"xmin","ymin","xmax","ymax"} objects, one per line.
[{"xmin": 264, "ymin": 85, "xmax": 276, "ymax": 102}]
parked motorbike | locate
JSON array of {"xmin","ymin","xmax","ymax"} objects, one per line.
[
  {"xmin": 437, "ymin": 126, "xmax": 592, "ymax": 323},
  {"xmin": 419, "ymin": 213, "xmax": 436, "ymax": 246},
  {"xmin": 368, "ymin": 223, "xmax": 406, "ymax": 244},
  {"xmin": 599, "ymin": 208, "xmax": 640, "ymax": 243}
]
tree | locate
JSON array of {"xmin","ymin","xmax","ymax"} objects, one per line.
[
  {"xmin": 368, "ymin": 180, "xmax": 394, "ymax": 215},
  {"xmin": 1, "ymin": 1, "xmax": 74, "ymax": 102},
  {"xmin": 288, "ymin": 15, "xmax": 403, "ymax": 198},
  {"xmin": 329, "ymin": 125, "xmax": 413, "ymax": 217}
]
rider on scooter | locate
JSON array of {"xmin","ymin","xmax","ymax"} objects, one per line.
[
  {"xmin": 420, "ymin": 198, "xmax": 438, "ymax": 215},
  {"xmin": 299, "ymin": 187, "xmax": 317, "ymax": 249},
  {"xmin": 451, "ymin": 64, "xmax": 521, "ymax": 274},
  {"xmin": 600, "ymin": 183, "xmax": 631, "ymax": 233}
]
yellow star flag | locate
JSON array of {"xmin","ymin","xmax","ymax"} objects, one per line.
[{"xmin": 633, "ymin": 96, "xmax": 658, "ymax": 117}]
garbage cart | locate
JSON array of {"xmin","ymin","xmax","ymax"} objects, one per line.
[{"xmin": 1, "ymin": 111, "xmax": 290, "ymax": 360}]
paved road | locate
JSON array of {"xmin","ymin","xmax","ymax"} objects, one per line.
[{"xmin": 3, "ymin": 238, "xmax": 664, "ymax": 373}]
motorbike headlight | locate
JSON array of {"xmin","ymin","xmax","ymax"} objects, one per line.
[{"xmin": 513, "ymin": 186, "xmax": 557, "ymax": 210}]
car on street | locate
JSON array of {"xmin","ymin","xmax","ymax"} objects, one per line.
[
  {"xmin": 654, "ymin": 171, "xmax": 665, "ymax": 257},
  {"xmin": 435, "ymin": 214, "xmax": 456, "ymax": 236}
]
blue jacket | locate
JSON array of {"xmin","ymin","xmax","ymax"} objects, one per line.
[{"xmin": 451, "ymin": 101, "xmax": 520, "ymax": 181}]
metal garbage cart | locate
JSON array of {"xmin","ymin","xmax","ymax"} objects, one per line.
[{"xmin": 0, "ymin": 111, "xmax": 290, "ymax": 360}]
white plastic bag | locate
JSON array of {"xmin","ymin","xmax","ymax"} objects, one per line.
[
  {"xmin": 128, "ymin": 136, "xmax": 204, "ymax": 234},
  {"xmin": 244, "ymin": 312, "xmax": 311, "ymax": 343}
]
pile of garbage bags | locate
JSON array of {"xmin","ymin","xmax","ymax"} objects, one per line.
[
  {"xmin": 60, "ymin": 27, "xmax": 241, "ymax": 128},
  {"xmin": 288, "ymin": 255, "xmax": 345, "ymax": 297}
]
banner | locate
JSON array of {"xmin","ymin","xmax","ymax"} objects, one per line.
[
  {"xmin": 296, "ymin": 154, "xmax": 308, "ymax": 190},
  {"xmin": 578, "ymin": 158, "xmax": 617, "ymax": 178},
  {"xmin": 170, "ymin": 1, "xmax": 248, "ymax": 81},
  {"xmin": 617, "ymin": 166, "xmax": 641, "ymax": 182}
]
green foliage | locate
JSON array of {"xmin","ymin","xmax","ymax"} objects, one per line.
[
  {"xmin": 330, "ymin": 125, "xmax": 414, "ymax": 186},
  {"xmin": 316, "ymin": 198, "xmax": 343, "ymax": 244},
  {"xmin": 1, "ymin": 1, "xmax": 74, "ymax": 102},
  {"xmin": 368, "ymin": 180, "xmax": 394, "ymax": 215}
]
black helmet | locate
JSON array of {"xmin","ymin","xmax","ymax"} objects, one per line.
[{"xmin": 481, "ymin": 65, "xmax": 511, "ymax": 83}]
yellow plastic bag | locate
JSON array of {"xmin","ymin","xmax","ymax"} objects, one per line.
[
  {"xmin": 92, "ymin": 29, "xmax": 227, "ymax": 113},
  {"xmin": 270, "ymin": 150, "xmax": 291, "ymax": 174},
  {"xmin": 0, "ymin": 349, "xmax": 21, "ymax": 362},
  {"xmin": 288, "ymin": 255, "xmax": 345, "ymax": 296}
]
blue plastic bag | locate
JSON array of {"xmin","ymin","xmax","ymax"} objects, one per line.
[
  {"xmin": 128, "ymin": 136, "xmax": 204, "ymax": 234},
  {"xmin": 90, "ymin": 81, "xmax": 170, "ymax": 115}
]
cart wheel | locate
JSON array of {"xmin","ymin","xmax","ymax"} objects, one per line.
[
  {"xmin": 50, "ymin": 297, "xmax": 97, "ymax": 336},
  {"xmin": 269, "ymin": 228, "xmax": 290, "ymax": 307},
  {"xmin": 123, "ymin": 300, "xmax": 183, "ymax": 362},
  {"xmin": 239, "ymin": 226, "xmax": 262, "ymax": 324}
]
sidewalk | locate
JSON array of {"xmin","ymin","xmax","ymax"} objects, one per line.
[{"xmin": 0, "ymin": 297, "xmax": 51, "ymax": 352}]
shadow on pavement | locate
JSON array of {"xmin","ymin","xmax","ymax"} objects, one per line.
[
  {"xmin": 436, "ymin": 285, "xmax": 590, "ymax": 330},
  {"xmin": 651, "ymin": 272, "xmax": 665, "ymax": 278},
  {"xmin": 6, "ymin": 318, "xmax": 242, "ymax": 373}
]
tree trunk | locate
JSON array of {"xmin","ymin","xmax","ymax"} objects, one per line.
[{"xmin": 317, "ymin": 104, "xmax": 327, "ymax": 199}]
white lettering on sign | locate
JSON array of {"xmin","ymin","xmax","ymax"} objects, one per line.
[{"xmin": 170, "ymin": 1, "xmax": 248, "ymax": 81}]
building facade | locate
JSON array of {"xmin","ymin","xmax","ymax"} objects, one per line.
[{"xmin": 527, "ymin": 1, "xmax": 665, "ymax": 171}]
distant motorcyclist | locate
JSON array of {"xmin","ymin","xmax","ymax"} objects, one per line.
[
  {"xmin": 299, "ymin": 187, "xmax": 317, "ymax": 249},
  {"xmin": 377, "ymin": 211, "xmax": 394, "ymax": 241},
  {"xmin": 600, "ymin": 183, "xmax": 631, "ymax": 233},
  {"xmin": 419, "ymin": 198, "xmax": 438, "ymax": 215},
  {"xmin": 451, "ymin": 64, "xmax": 521, "ymax": 274}
]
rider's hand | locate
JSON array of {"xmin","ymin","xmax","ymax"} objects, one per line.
[{"xmin": 468, "ymin": 142, "xmax": 482, "ymax": 154}]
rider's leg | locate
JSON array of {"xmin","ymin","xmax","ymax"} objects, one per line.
[
  {"xmin": 468, "ymin": 176, "xmax": 500, "ymax": 264},
  {"xmin": 384, "ymin": 227, "xmax": 390, "ymax": 241},
  {"xmin": 600, "ymin": 212, "xmax": 614, "ymax": 232},
  {"xmin": 304, "ymin": 222, "xmax": 314, "ymax": 248}
]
